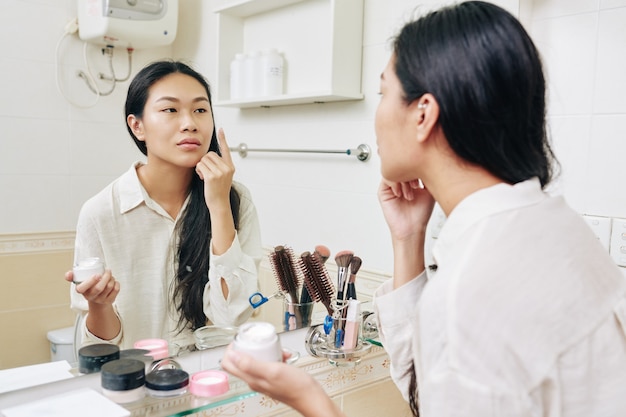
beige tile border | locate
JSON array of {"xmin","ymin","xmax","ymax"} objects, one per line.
[{"xmin": 0, "ymin": 232, "xmax": 75, "ymax": 254}]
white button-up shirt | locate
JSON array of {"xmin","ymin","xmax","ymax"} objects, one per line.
[
  {"xmin": 374, "ymin": 178, "xmax": 626, "ymax": 416},
  {"xmin": 70, "ymin": 162, "xmax": 263, "ymax": 350}
]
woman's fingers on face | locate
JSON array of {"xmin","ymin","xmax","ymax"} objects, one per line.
[{"xmin": 217, "ymin": 128, "xmax": 233, "ymax": 164}]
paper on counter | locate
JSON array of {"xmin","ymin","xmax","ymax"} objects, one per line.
[
  {"xmin": 0, "ymin": 387, "xmax": 130, "ymax": 417},
  {"xmin": 0, "ymin": 361, "xmax": 74, "ymax": 394}
]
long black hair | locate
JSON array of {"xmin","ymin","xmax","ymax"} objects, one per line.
[
  {"xmin": 395, "ymin": 1, "xmax": 558, "ymax": 189},
  {"xmin": 391, "ymin": 2, "xmax": 557, "ymax": 415},
  {"xmin": 125, "ymin": 60, "xmax": 241, "ymax": 332}
]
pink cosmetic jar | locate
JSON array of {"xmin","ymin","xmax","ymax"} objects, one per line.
[
  {"xmin": 133, "ymin": 338, "xmax": 169, "ymax": 360},
  {"xmin": 189, "ymin": 370, "xmax": 229, "ymax": 397}
]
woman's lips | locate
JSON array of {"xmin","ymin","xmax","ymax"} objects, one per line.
[{"xmin": 177, "ymin": 139, "xmax": 201, "ymax": 150}]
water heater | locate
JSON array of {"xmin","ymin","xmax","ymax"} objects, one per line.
[{"xmin": 77, "ymin": 0, "xmax": 178, "ymax": 49}]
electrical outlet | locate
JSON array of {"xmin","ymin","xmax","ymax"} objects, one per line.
[
  {"xmin": 609, "ymin": 218, "xmax": 626, "ymax": 267},
  {"xmin": 582, "ymin": 215, "xmax": 611, "ymax": 250}
]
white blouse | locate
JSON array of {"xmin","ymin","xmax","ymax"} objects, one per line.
[
  {"xmin": 374, "ymin": 178, "xmax": 626, "ymax": 416},
  {"xmin": 70, "ymin": 162, "xmax": 263, "ymax": 351}
]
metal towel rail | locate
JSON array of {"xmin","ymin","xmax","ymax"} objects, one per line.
[{"xmin": 228, "ymin": 143, "xmax": 371, "ymax": 162}]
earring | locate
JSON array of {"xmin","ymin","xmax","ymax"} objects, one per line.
[{"xmin": 418, "ymin": 103, "xmax": 427, "ymax": 109}]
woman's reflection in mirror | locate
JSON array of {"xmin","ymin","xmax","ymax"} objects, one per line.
[{"xmin": 65, "ymin": 60, "xmax": 263, "ymax": 352}]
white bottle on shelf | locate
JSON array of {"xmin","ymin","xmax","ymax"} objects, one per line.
[
  {"xmin": 229, "ymin": 53, "xmax": 246, "ymax": 100},
  {"xmin": 260, "ymin": 48, "xmax": 284, "ymax": 97},
  {"xmin": 244, "ymin": 51, "xmax": 262, "ymax": 99}
]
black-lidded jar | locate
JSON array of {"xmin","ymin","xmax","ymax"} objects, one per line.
[
  {"xmin": 78, "ymin": 343, "xmax": 120, "ymax": 374},
  {"xmin": 101, "ymin": 358, "xmax": 146, "ymax": 404},
  {"xmin": 146, "ymin": 369, "xmax": 190, "ymax": 398}
]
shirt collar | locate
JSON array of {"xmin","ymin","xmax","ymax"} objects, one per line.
[
  {"xmin": 118, "ymin": 161, "xmax": 147, "ymax": 214},
  {"xmin": 432, "ymin": 177, "xmax": 547, "ymax": 267}
]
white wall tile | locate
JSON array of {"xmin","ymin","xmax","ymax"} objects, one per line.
[
  {"xmin": 585, "ymin": 115, "xmax": 626, "ymax": 216},
  {"xmin": 69, "ymin": 121, "xmax": 140, "ymax": 177},
  {"xmin": 600, "ymin": 0, "xmax": 626, "ymax": 8},
  {"xmin": 545, "ymin": 116, "xmax": 592, "ymax": 212},
  {"xmin": 530, "ymin": 13, "xmax": 598, "ymax": 115},
  {"xmin": 0, "ymin": 117, "xmax": 70, "ymax": 176},
  {"xmin": 531, "ymin": 0, "xmax": 599, "ymax": 19},
  {"xmin": 592, "ymin": 8, "xmax": 626, "ymax": 113},
  {"xmin": 0, "ymin": 175, "xmax": 72, "ymax": 233}
]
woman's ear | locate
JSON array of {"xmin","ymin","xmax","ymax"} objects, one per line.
[
  {"xmin": 413, "ymin": 93, "xmax": 439, "ymax": 143},
  {"xmin": 127, "ymin": 114, "xmax": 145, "ymax": 141}
]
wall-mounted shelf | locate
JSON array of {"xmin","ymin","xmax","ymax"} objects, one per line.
[{"xmin": 213, "ymin": 0, "xmax": 364, "ymax": 108}]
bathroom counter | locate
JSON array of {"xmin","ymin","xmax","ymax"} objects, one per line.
[{"xmin": 0, "ymin": 327, "xmax": 406, "ymax": 417}]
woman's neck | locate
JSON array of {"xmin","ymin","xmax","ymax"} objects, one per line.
[
  {"xmin": 136, "ymin": 162, "xmax": 193, "ymax": 219},
  {"xmin": 422, "ymin": 149, "xmax": 504, "ymax": 217}
]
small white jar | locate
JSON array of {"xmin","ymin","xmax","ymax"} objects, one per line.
[
  {"xmin": 73, "ymin": 257, "xmax": 105, "ymax": 284},
  {"xmin": 232, "ymin": 322, "xmax": 283, "ymax": 362}
]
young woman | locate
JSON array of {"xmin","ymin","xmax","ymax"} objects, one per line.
[
  {"xmin": 66, "ymin": 60, "xmax": 262, "ymax": 352},
  {"xmin": 221, "ymin": 2, "xmax": 626, "ymax": 416}
]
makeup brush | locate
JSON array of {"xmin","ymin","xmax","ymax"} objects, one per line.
[
  {"xmin": 314, "ymin": 245, "xmax": 331, "ymax": 264},
  {"xmin": 299, "ymin": 251, "xmax": 335, "ymax": 316},
  {"xmin": 334, "ymin": 250, "xmax": 354, "ymax": 348},
  {"xmin": 347, "ymin": 256, "xmax": 361, "ymax": 301},
  {"xmin": 269, "ymin": 245, "xmax": 302, "ymax": 330},
  {"xmin": 334, "ymin": 250, "xmax": 354, "ymax": 305}
]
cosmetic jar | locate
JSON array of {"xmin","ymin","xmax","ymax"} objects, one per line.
[
  {"xmin": 133, "ymin": 338, "xmax": 169, "ymax": 360},
  {"xmin": 189, "ymin": 370, "xmax": 229, "ymax": 397},
  {"xmin": 194, "ymin": 325, "xmax": 238, "ymax": 350},
  {"xmin": 73, "ymin": 257, "xmax": 105, "ymax": 284},
  {"xmin": 145, "ymin": 369, "xmax": 189, "ymax": 398},
  {"xmin": 78, "ymin": 343, "xmax": 120, "ymax": 374},
  {"xmin": 101, "ymin": 359, "xmax": 146, "ymax": 404},
  {"xmin": 232, "ymin": 322, "xmax": 282, "ymax": 362}
]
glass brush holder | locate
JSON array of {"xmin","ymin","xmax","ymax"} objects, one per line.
[
  {"xmin": 283, "ymin": 298, "xmax": 314, "ymax": 331},
  {"xmin": 305, "ymin": 299, "xmax": 371, "ymax": 367}
]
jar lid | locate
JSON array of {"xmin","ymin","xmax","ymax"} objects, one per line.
[
  {"xmin": 78, "ymin": 343, "xmax": 120, "ymax": 374},
  {"xmin": 120, "ymin": 348, "xmax": 151, "ymax": 361},
  {"xmin": 101, "ymin": 359, "xmax": 145, "ymax": 391},
  {"xmin": 189, "ymin": 370, "xmax": 229, "ymax": 397},
  {"xmin": 146, "ymin": 369, "xmax": 189, "ymax": 391}
]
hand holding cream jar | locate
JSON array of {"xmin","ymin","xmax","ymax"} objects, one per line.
[
  {"xmin": 232, "ymin": 322, "xmax": 283, "ymax": 362},
  {"xmin": 73, "ymin": 257, "xmax": 105, "ymax": 284}
]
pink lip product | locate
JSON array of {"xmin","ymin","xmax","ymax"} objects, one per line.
[
  {"xmin": 101, "ymin": 358, "xmax": 146, "ymax": 404},
  {"xmin": 189, "ymin": 370, "xmax": 229, "ymax": 398},
  {"xmin": 232, "ymin": 322, "xmax": 283, "ymax": 362},
  {"xmin": 78, "ymin": 343, "xmax": 120, "ymax": 374},
  {"xmin": 145, "ymin": 368, "xmax": 189, "ymax": 398},
  {"xmin": 73, "ymin": 257, "xmax": 105, "ymax": 284},
  {"xmin": 341, "ymin": 299, "xmax": 361, "ymax": 350}
]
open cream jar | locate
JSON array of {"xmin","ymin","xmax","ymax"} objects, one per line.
[
  {"xmin": 73, "ymin": 257, "xmax": 105, "ymax": 284},
  {"xmin": 232, "ymin": 322, "xmax": 283, "ymax": 362}
]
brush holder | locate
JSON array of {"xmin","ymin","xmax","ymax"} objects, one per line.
[
  {"xmin": 282, "ymin": 299, "xmax": 315, "ymax": 331},
  {"xmin": 304, "ymin": 301, "xmax": 371, "ymax": 367}
]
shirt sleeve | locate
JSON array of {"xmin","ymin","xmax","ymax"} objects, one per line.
[
  {"xmin": 372, "ymin": 271, "xmax": 428, "ymax": 402},
  {"xmin": 70, "ymin": 202, "xmax": 124, "ymax": 346},
  {"xmin": 204, "ymin": 184, "xmax": 263, "ymax": 326}
]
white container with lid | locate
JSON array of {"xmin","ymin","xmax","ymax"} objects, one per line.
[
  {"xmin": 260, "ymin": 49, "xmax": 284, "ymax": 97},
  {"xmin": 73, "ymin": 257, "xmax": 105, "ymax": 284},
  {"xmin": 244, "ymin": 51, "xmax": 262, "ymax": 99},
  {"xmin": 229, "ymin": 53, "xmax": 246, "ymax": 100},
  {"xmin": 232, "ymin": 322, "xmax": 282, "ymax": 362}
]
